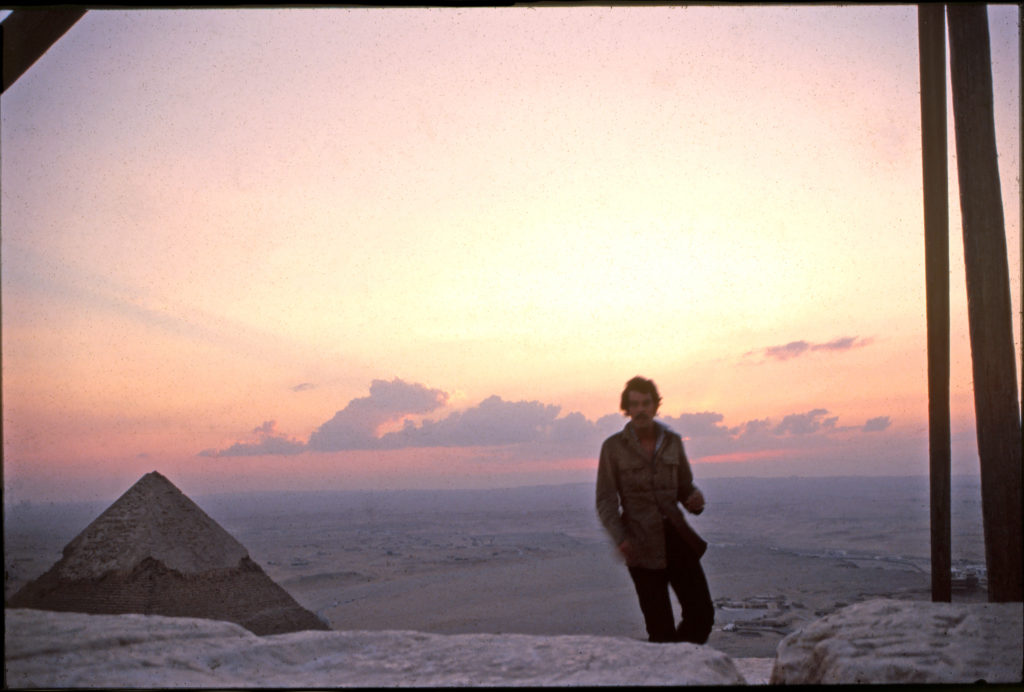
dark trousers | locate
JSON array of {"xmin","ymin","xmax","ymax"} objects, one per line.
[{"xmin": 627, "ymin": 522, "xmax": 714, "ymax": 644}]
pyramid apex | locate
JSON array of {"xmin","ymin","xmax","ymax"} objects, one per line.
[{"xmin": 56, "ymin": 471, "xmax": 248, "ymax": 579}]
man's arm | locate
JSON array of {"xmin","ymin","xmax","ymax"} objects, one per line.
[
  {"xmin": 676, "ymin": 438, "xmax": 705, "ymax": 515},
  {"xmin": 595, "ymin": 441, "xmax": 627, "ymax": 546}
]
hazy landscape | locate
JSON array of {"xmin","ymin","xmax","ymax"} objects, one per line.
[{"xmin": 5, "ymin": 474, "xmax": 988, "ymax": 659}]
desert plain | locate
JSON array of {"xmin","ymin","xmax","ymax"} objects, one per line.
[{"xmin": 5, "ymin": 474, "xmax": 989, "ymax": 661}]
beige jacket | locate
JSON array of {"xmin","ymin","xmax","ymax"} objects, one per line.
[{"xmin": 596, "ymin": 421, "xmax": 707, "ymax": 569}]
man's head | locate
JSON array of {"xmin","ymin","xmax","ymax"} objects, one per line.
[{"xmin": 620, "ymin": 376, "xmax": 661, "ymax": 432}]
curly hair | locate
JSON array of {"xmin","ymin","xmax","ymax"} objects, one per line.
[{"xmin": 620, "ymin": 376, "xmax": 662, "ymax": 413}]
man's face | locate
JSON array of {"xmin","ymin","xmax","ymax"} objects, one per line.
[{"xmin": 625, "ymin": 390, "xmax": 657, "ymax": 431}]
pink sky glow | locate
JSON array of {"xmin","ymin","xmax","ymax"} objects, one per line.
[{"xmin": 2, "ymin": 6, "xmax": 1020, "ymax": 503}]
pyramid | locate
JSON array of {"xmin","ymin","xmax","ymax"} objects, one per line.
[{"xmin": 6, "ymin": 471, "xmax": 328, "ymax": 636}]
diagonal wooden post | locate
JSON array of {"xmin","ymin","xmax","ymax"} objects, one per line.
[
  {"xmin": 1, "ymin": 9, "xmax": 87, "ymax": 93},
  {"xmin": 918, "ymin": 3, "xmax": 951, "ymax": 603},
  {"xmin": 947, "ymin": 3, "xmax": 1023, "ymax": 603}
]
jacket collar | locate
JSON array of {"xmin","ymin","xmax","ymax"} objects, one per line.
[{"xmin": 622, "ymin": 420, "xmax": 668, "ymax": 455}]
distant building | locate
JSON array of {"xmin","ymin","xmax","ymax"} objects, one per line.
[{"xmin": 6, "ymin": 471, "xmax": 328, "ymax": 636}]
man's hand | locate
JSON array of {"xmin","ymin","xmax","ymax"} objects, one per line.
[
  {"xmin": 617, "ymin": 540, "xmax": 636, "ymax": 564},
  {"xmin": 683, "ymin": 488, "xmax": 705, "ymax": 514}
]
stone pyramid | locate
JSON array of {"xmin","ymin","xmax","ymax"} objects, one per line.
[{"xmin": 6, "ymin": 471, "xmax": 328, "ymax": 636}]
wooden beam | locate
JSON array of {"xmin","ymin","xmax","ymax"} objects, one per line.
[
  {"xmin": 2, "ymin": 8, "xmax": 87, "ymax": 93},
  {"xmin": 947, "ymin": 3, "xmax": 1024, "ymax": 603},
  {"xmin": 918, "ymin": 3, "xmax": 951, "ymax": 603}
]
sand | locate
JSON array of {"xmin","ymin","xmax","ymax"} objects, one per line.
[{"xmin": 4, "ymin": 475, "xmax": 988, "ymax": 661}]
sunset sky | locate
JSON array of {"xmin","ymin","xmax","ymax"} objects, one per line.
[{"xmin": 2, "ymin": 6, "xmax": 1020, "ymax": 503}]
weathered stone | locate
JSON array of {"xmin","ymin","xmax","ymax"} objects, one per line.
[
  {"xmin": 54, "ymin": 471, "xmax": 247, "ymax": 580},
  {"xmin": 770, "ymin": 598, "xmax": 1023, "ymax": 685},
  {"xmin": 5, "ymin": 609, "xmax": 747, "ymax": 687},
  {"xmin": 5, "ymin": 472, "xmax": 326, "ymax": 636}
]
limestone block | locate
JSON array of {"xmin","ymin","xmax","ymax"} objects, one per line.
[
  {"xmin": 770, "ymin": 598, "xmax": 1023, "ymax": 685},
  {"xmin": 5, "ymin": 609, "xmax": 747, "ymax": 687}
]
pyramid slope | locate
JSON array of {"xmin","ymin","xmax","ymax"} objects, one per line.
[
  {"xmin": 57, "ymin": 471, "xmax": 248, "ymax": 580},
  {"xmin": 6, "ymin": 471, "xmax": 328, "ymax": 635},
  {"xmin": 8, "ymin": 556, "xmax": 328, "ymax": 635}
]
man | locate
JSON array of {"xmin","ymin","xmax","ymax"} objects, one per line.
[{"xmin": 596, "ymin": 376, "xmax": 714, "ymax": 644}]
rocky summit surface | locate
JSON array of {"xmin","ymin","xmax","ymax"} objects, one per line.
[
  {"xmin": 4, "ymin": 608, "xmax": 747, "ymax": 687},
  {"xmin": 771, "ymin": 598, "xmax": 1023, "ymax": 685},
  {"xmin": 9, "ymin": 600, "xmax": 1021, "ymax": 687}
]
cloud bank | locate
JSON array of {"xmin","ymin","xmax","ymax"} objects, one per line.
[
  {"xmin": 749, "ymin": 336, "xmax": 873, "ymax": 362},
  {"xmin": 307, "ymin": 379, "xmax": 449, "ymax": 451},
  {"xmin": 200, "ymin": 421, "xmax": 305, "ymax": 458},
  {"xmin": 198, "ymin": 378, "xmax": 896, "ymax": 466}
]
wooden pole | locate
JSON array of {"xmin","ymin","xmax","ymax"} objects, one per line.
[
  {"xmin": 1, "ymin": 9, "xmax": 87, "ymax": 93},
  {"xmin": 947, "ymin": 3, "xmax": 1024, "ymax": 603},
  {"xmin": 918, "ymin": 3, "xmax": 951, "ymax": 603}
]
